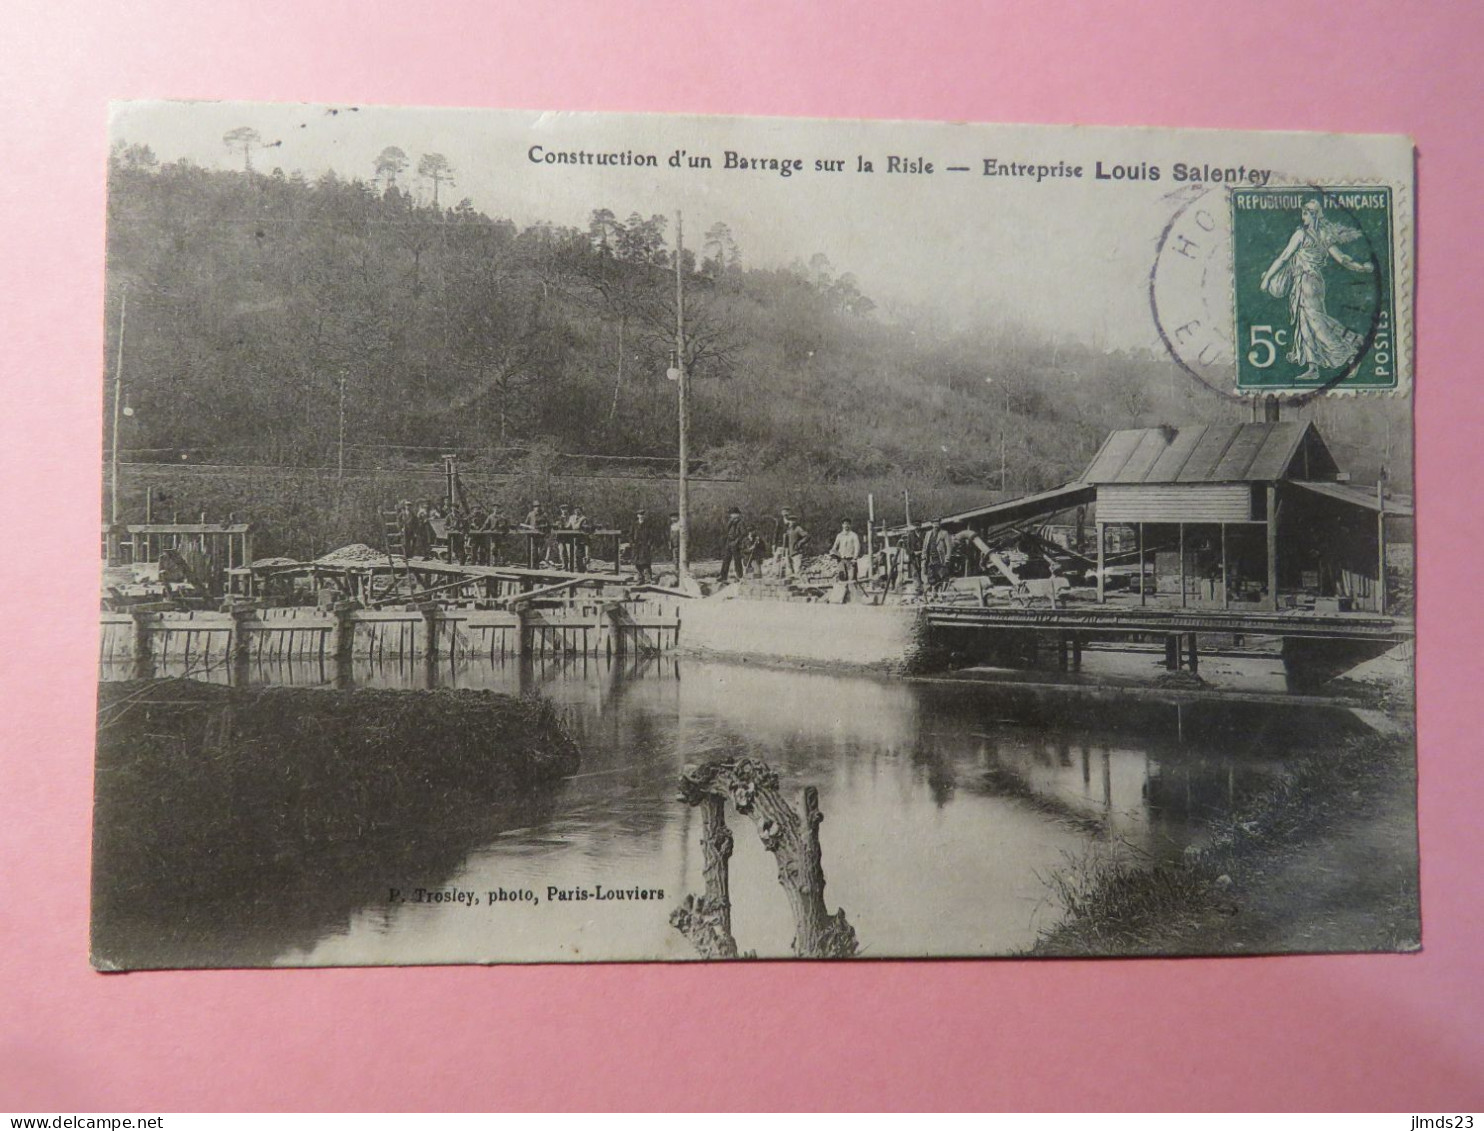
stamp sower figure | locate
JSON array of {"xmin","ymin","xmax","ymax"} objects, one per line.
[
  {"xmin": 1260, "ymin": 198, "xmax": 1375, "ymax": 381},
  {"xmin": 830, "ymin": 518, "xmax": 862, "ymax": 581},
  {"xmin": 668, "ymin": 512, "xmax": 681, "ymax": 568},
  {"xmin": 719, "ymin": 506, "xmax": 745, "ymax": 583},
  {"xmin": 630, "ymin": 507, "xmax": 655, "ymax": 585}
]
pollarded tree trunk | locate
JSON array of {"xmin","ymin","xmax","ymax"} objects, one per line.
[
  {"xmin": 668, "ymin": 793, "xmax": 739, "ymax": 958},
  {"xmin": 673, "ymin": 757, "xmax": 857, "ymax": 959}
]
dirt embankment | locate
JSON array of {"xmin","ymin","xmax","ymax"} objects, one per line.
[{"xmin": 1030, "ymin": 721, "xmax": 1420, "ymax": 957}]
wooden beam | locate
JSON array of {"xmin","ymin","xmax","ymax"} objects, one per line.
[
  {"xmin": 1266, "ymin": 484, "xmax": 1279, "ymax": 612},
  {"xmin": 499, "ymin": 577, "xmax": 586, "ymax": 609}
]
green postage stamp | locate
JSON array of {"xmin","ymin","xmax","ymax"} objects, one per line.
[{"xmin": 1232, "ymin": 186, "xmax": 1396, "ymax": 392}]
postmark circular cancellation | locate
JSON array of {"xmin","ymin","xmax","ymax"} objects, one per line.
[{"xmin": 1150, "ymin": 177, "xmax": 1411, "ymax": 404}]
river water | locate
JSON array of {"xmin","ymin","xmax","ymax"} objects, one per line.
[{"xmin": 95, "ymin": 650, "xmax": 1355, "ymax": 966}]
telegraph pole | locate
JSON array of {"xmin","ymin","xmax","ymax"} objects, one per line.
[
  {"xmin": 675, "ymin": 211, "xmax": 690, "ymax": 577},
  {"xmin": 337, "ymin": 369, "xmax": 347, "ymax": 483},
  {"xmin": 110, "ymin": 283, "xmax": 128, "ymax": 525}
]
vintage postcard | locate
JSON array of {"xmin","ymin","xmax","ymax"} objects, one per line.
[{"xmin": 93, "ymin": 104, "xmax": 1416, "ymax": 968}]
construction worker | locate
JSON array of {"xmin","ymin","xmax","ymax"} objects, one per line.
[
  {"xmin": 783, "ymin": 513, "xmax": 811, "ymax": 579},
  {"xmin": 524, "ymin": 501, "xmax": 550, "ymax": 569},
  {"xmin": 719, "ymin": 507, "xmax": 745, "ymax": 583},
  {"xmin": 554, "ymin": 505, "xmax": 572, "ymax": 569},
  {"xmin": 467, "ymin": 502, "xmax": 489, "ymax": 564},
  {"xmin": 742, "ymin": 527, "xmax": 767, "ymax": 578},
  {"xmin": 397, "ymin": 500, "xmax": 416, "ymax": 561},
  {"xmin": 567, "ymin": 504, "xmax": 593, "ymax": 573},
  {"xmin": 486, "ymin": 503, "xmax": 511, "ymax": 566},
  {"xmin": 447, "ymin": 500, "xmax": 469, "ymax": 564},
  {"xmin": 830, "ymin": 519, "xmax": 862, "ymax": 581},
  {"xmin": 630, "ymin": 507, "xmax": 656, "ymax": 585},
  {"xmin": 920, "ymin": 519, "xmax": 954, "ymax": 587}
]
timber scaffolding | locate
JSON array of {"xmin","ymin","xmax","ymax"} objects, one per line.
[{"xmin": 101, "ymin": 557, "xmax": 684, "ymax": 684}]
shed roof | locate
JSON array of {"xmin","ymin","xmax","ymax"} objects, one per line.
[
  {"xmin": 937, "ymin": 481, "xmax": 1097, "ymax": 529},
  {"xmin": 1082, "ymin": 422, "xmax": 1338, "ymax": 485},
  {"xmin": 1288, "ymin": 479, "xmax": 1414, "ymax": 517}
]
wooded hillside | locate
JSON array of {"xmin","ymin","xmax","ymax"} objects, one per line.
[{"xmin": 104, "ymin": 140, "xmax": 1410, "ymax": 522}]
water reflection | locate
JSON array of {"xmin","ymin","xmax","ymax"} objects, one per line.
[{"xmin": 94, "ymin": 654, "xmax": 1349, "ymax": 967}]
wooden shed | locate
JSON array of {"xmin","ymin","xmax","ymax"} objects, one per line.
[{"xmin": 1082, "ymin": 422, "xmax": 1410, "ymax": 612}]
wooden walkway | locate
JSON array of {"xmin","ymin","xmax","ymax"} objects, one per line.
[{"xmin": 925, "ymin": 602, "xmax": 1413, "ymax": 642}]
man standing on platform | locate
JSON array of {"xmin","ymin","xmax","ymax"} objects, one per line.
[
  {"xmin": 783, "ymin": 512, "xmax": 811, "ymax": 579},
  {"xmin": 467, "ymin": 502, "xmax": 489, "ymax": 565},
  {"xmin": 554, "ymin": 505, "xmax": 573, "ymax": 570},
  {"xmin": 631, "ymin": 507, "xmax": 655, "ymax": 585},
  {"xmin": 920, "ymin": 519, "xmax": 954, "ymax": 587},
  {"xmin": 719, "ymin": 506, "xmax": 745, "ymax": 583},
  {"xmin": 524, "ymin": 500, "xmax": 550, "ymax": 569},
  {"xmin": 568, "ymin": 504, "xmax": 593, "ymax": 573},
  {"xmin": 830, "ymin": 518, "xmax": 862, "ymax": 581},
  {"xmin": 487, "ymin": 503, "xmax": 510, "ymax": 566},
  {"xmin": 742, "ymin": 526, "xmax": 767, "ymax": 578}
]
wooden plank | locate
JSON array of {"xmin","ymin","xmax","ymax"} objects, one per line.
[{"xmin": 1098, "ymin": 484, "xmax": 1251, "ymax": 523}]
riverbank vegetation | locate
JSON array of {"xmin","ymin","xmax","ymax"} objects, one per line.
[{"xmin": 1029, "ymin": 726, "xmax": 1419, "ymax": 957}]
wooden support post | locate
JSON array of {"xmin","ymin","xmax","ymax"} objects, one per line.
[
  {"xmin": 333, "ymin": 605, "xmax": 355, "ymax": 689},
  {"xmin": 1186, "ymin": 632, "xmax": 1199, "ymax": 674},
  {"xmin": 1096, "ymin": 522, "xmax": 1105, "ymax": 604},
  {"xmin": 1266, "ymin": 484, "xmax": 1279, "ymax": 612},
  {"xmin": 673, "ymin": 758, "xmax": 857, "ymax": 959},
  {"xmin": 1377, "ymin": 509, "xmax": 1388, "ymax": 615},
  {"xmin": 418, "ymin": 604, "xmax": 439, "ymax": 688},
  {"xmin": 1220, "ymin": 522, "xmax": 1229, "ymax": 610},
  {"xmin": 1179, "ymin": 522, "xmax": 1187, "ymax": 608},
  {"xmin": 513, "ymin": 605, "xmax": 530, "ymax": 657},
  {"xmin": 1071, "ymin": 633, "xmax": 1082, "ymax": 671},
  {"xmin": 1165, "ymin": 635, "xmax": 1179, "ymax": 671},
  {"xmin": 1058, "ymin": 633, "xmax": 1069, "ymax": 671},
  {"xmin": 229, "ymin": 606, "xmax": 252, "ymax": 687},
  {"xmin": 130, "ymin": 609, "xmax": 155, "ymax": 681},
  {"xmin": 1138, "ymin": 522, "xmax": 1146, "ymax": 607}
]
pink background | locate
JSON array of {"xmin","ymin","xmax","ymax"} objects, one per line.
[{"xmin": 2, "ymin": 0, "xmax": 1481, "ymax": 1111}]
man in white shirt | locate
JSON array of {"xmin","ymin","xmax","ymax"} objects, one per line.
[{"xmin": 830, "ymin": 519, "xmax": 862, "ymax": 581}]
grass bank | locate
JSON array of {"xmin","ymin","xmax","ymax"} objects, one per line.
[
  {"xmin": 91, "ymin": 679, "xmax": 581, "ymax": 969},
  {"xmin": 1028, "ymin": 723, "xmax": 1420, "ymax": 957}
]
